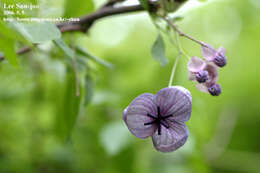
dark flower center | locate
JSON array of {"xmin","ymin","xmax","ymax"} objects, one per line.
[
  {"xmin": 208, "ymin": 84, "xmax": 222, "ymax": 96},
  {"xmin": 196, "ymin": 70, "xmax": 209, "ymax": 83},
  {"xmin": 214, "ymin": 53, "xmax": 227, "ymax": 67},
  {"xmin": 144, "ymin": 106, "xmax": 172, "ymax": 135}
]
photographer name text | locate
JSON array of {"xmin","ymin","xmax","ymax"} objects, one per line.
[{"xmin": 3, "ymin": 3, "xmax": 39, "ymax": 15}]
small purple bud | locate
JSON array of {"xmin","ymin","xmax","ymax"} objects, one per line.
[
  {"xmin": 208, "ymin": 84, "xmax": 222, "ymax": 96},
  {"xmin": 195, "ymin": 70, "xmax": 209, "ymax": 83},
  {"xmin": 214, "ymin": 53, "xmax": 227, "ymax": 67}
]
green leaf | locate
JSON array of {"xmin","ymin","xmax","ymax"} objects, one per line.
[
  {"xmin": 159, "ymin": 0, "xmax": 176, "ymax": 13},
  {"xmin": 64, "ymin": 0, "xmax": 94, "ymax": 17},
  {"xmin": 0, "ymin": 21, "xmax": 16, "ymax": 40},
  {"xmin": 138, "ymin": 0, "xmax": 149, "ymax": 10},
  {"xmin": 0, "ymin": 21, "xmax": 31, "ymax": 45},
  {"xmin": 54, "ymin": 39, "xmax": 88, "ymax": 141},
  {"xmin": 12, "ymin": 22, "xmax": 61, "ymax": 43},
  {"xmin": 172, "ymin": 15, "xmax": 184, "ymax": 22},
  {"xmin": 76, "ymin": 46, "xmax": 114, "ymax": 69},
  {"xmin": 55, "ymin": 67, "xmax": 83, "ymax": 142},
  {"xmin": 53, "ymin": 39, "xmax": 75, "ymax": 59},
  {"xmin": 84, "ymin": 74, "xmax": 93, "ymax": 106},
  {"xmin": 0, "ymin": 22, "xmax": 18, "ymax": 65},
  {"xmin": 151, "ymin": 34, "xmax": 168, "ymax": 66},
  {"xmin": 76, "ymin": 55, "xmax": 89, "ymax": 72},
  {"xmin": 0, "ymin": 21, "xmax": 32, "ymax": 66},
  {"xmin": 0, "ymin": 39, "xmax": 18, "ymax": 66},
  {"xmin": 53, "ymin": 40, "xmax": 85, "ymax": 142},
  {"xmin": 100, "ymin": 121, "xmax": 132, "ymax": 156}
]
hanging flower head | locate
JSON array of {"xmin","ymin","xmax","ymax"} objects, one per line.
[
  {"xmin": 201, "ymin": 44, "xmax": 227, "ymax": 67},
  {"xmin": 123, "ymin": 86, "xmax": 192, "ymax": 152},
  {"xmin": 188, "ymin": 57, "xmax": 222, "ymax": 96}
]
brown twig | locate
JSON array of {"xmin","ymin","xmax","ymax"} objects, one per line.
[
  {"xmin": 17, "ymin": 46, "xmax": 32, "ymax": 56},
  {"xmin": 163, "ymin": 17, "xmax": 207, "ymax": 47},
  {"xmin": 56, "ymin": 3, "xmax": 146, "ymax": 32}
]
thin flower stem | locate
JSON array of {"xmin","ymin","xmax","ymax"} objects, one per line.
[
  {"xmin": 179, "ymin": 48, "xmax": 190, "ymax": 61},
  {"xmin": 169, "ymin": 32, "xmax": 189, "ymax": 61},
  {"xmin": 168, "ymin": 30, "xmax": 182, "ymax": 87},
  {"xmin": 176, "ymin": 33, "xmax": 190, "ymax": 60},
  {"xmin": 168, "ymin": 53, "xmax": 181, "ymax": 87},
  {"xmin": 168, "ymin": 32, "xmax": 177, "ymax": 46},
  {"xmin": 163, "ymin": 17, "xmax": 207, "ymax": 47},
  {"xmin": 175, "ymin": 30, "xmax": 181, "ymax": 53},
  {"xmin": 157, "ymin": 17, "xmax": 190, "ymax": 61},
  {"xmin": 153, "ymin": 17, "xmax": 194, "ymax": 86},
  {"xmin": 174, "ymin": 29, "xmax": 190, "ymax": 61},
  {"xmin": 168, "ymin": 29, "xmax": 186, "ymax": 87}
]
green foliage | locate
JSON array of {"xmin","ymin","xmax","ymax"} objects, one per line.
[
  {"xmin": 1, "ymin": 0, "xmax": 38, "ymax": 18},
  {"xmin": 53, "ymin": 38, "xmax": 95, "ymax": 142},
  {"xmin": 63, "ymin": 0, "xmax": 94, "ymax": 17},
  {"xmin": 76, "ymin": 46, "xmax": 114, "ymax": 69},
  {"xmin": 100, "ymin": 121, "xmax": 132, "ymax": 155},
  {"xmin": 0, "ymin": 39, "xmax": 17, "ymax": 65},
  {"xmin": 0, "ymin": 22, "xmax": 18, "ymax": 65},
  {"xmin": 84, "ymin": 74, "xmax": 93, "ymax": 106},
  {"xmin": 138, "ymin": 0, "xmax": 149, "ymax": 10},
  {"xmin": 151, "ymin": 33, "xmax": 168, "ymax": 66},
  {"xmin": 54, "ymin": 38, "xmax": 75, "ymax": 60},
  {"xmin": 55, "ymin": 66, "xmax": 84, "ymax": 142},
  {"xmin": 12, "ymin": 22, "xmax": 61, "ymax": 44},
  {"xmin": 159, "ymin": 0, "xmax": 176, "ymax": 13},
  {"xmin": 171, "ymin": 15, "xmax": 184, "ymax": 22}
]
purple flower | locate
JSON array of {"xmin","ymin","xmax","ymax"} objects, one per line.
[
  {"xmin": 188, "ymin": 57, "xmax": 218, "ymax": 84},
  {"xmin": 201, "ymin": 44, "xmax": 227, "ymax": 67},
  {"xmin": 188, "ymin": 57, "xmax": 222, "ymax": 96},
  {"xmin": 123, "ymin": 86, "xmax": 192, "ymax": 152}
]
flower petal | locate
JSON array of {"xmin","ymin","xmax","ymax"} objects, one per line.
[
  {"xmin": 188, "ymin": 71, "xmax": 196, "ymax": 81},
  {"xmin": 123, "ymin": 107, "xmax": 128, "ymax": 122},
  {"xmin": 124, "ymin": 93, "xmax": 157, "ymax": 139},
  {"xmin": 201, "ymin": 44, "xmax": 217, "ymax": 61},
  {"xmin": 152, "ymin": 121, "xmax": 188, "ymax": 152},
  {"xmin": 196, "ymin": 83, "xmax": 209, "ymax": 93},
  {"xmin": 218, "ymin": 47, "xmax": 226, "ymax": 55},
  {"xmin": 204, "ymin": 64, "xmax": 218, "ymax": 85},
  {"xmin": 188, "ymin": 57, "xmax": 206, "ymax": 73},
  {"xmin": 155, "ymin": 86, "xmax": 192, "ymax": 122}
]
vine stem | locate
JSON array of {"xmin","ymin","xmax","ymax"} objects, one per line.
[
  {"xmin": 168, "ymin": 31, "xmax": 182, "ymax": 87},
  {"xmin": 168, "ymin": 53, "xmax": 181, "ymax": 87},
  {"xmin": 163, "ymin": 17, "xmax": 207, "ymax": 47}
]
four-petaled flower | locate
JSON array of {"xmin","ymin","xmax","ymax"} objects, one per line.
[{"xmin": 123, "ymin": 86, "xmax": 192, "ymax": 152}]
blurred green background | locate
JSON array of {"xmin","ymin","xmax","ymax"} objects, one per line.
[{"xmin": 0, "ymin": 0, "xmax": 260, "ymax": 173}]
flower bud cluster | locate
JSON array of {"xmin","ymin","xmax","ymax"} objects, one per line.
[{"xmin": 188, "ymin": 44, "xmax": 227, "ymax": 96}]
